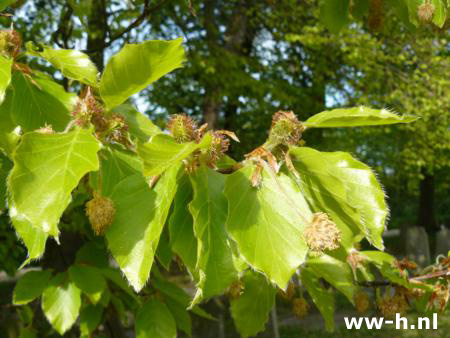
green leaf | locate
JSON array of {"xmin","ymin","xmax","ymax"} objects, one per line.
[
  {"xmin": 230, "ymin": 271, "xmax": 276, "ymax": 338},
  {"xmin": 67, "ymin": 0, "xmax": 92, "ymax": 24},
  {"xmin": 165, "ymin": 297, "xmax": 192, "ymax": 336},
  {"xmin": 80, "ymin": 304, "xmax": 103, "ymax": 337},
  {"xmin": 91, "ymin": 146, "xmax": 143, "ymax": 196},
  {"xmin": 155, "ymin": 227, "xmax": 173, "ymax": 270},
  {"xmin": 112, "ymin": 104, "xmax": 161, "ymax": 142},
  {"xmin": 0, "ymin": 0, "xmax": 17, "ymax": 11},
  {"xmin": 8, "ymin": 129, "xmax": 101, "ymax": 255},
  {"xmin": 0, "ymin": 89, "xmax": 20, "ymax": 157},
  {"xmin": 13, "ymin": 270, "xmax": 52, "ymax": 305},
  {"xmin": 26, "ymin": 42, "xmax": 98, "ymax": 86},
  {"xmin": 319, "ymin": 0, "xmax": 350, "ymax": 33},
  {"xmin": 41, "ymin": 276, "xmax": 82, "ymax": 335},
  {"xmin": 304, "ymin": 106, "xmax": 418, "ymax": 128},
  {"xmin": 301, "ymin": 268, "xmax": 335, "ymax": 332},
  {"xmin": 99, "ymin": 39, "xmax": 185, "ymax": 109},
  {"xmin": 0, "ymin": 154, "xmax": 12, "ymax": 213},
  {"xmin": 135, "ymin": 299, "xmax": 177, "ymax": 338},
  {"xmin": 189, "ymin": 166, "xmax": 237, "ymax": 304},
  {"xmin": 405, "ymin": 0, "xmax": 421, "ymax": 26},
  {"xmin": 351, "ymin": 0, "xmax": 369, "ymax": 20},
  {"xmin": 19, "ymin": 327, "xmax": 37, "ymax": 338},
  {"xmin": 168, "ymin": 173, "xmax": 197, "ymax": 273},
  {"xmin": 101, "ymin": 267, "xmax": 139, "ymax": 300},
  {"xmin": 224, "ymin": 164, "xmax": 312, "ymax": 288},
  {"xmin": 105, "ymin": 164, "xmax": 180, "ymax": 291},
  {"xmin": 431, "ymin": 0, "xmax": 447, "ymax": 27},
  {"xmin": 75, "ymin": 241, "xmax": 109, "ymax": 268},
  {"xmin": 307, "ymin": 254, "xmax": 357, "ymax": 304},
  {"xmin": 360, "ymin": 251, "xmax": 410, "ymax": 287},
  {"xmin": 0, "ymin": 55, "xmax": 13, "ymax": 104},
  {"xmin": 289, "ymin": 146, "xmax": 387, "ymax": 250},
  {"xmin": 138, "ymin": 133, "xmax": 211, "ymax": 177},
  {"xmin": 68, "ymin": 264, "xmax": 107, "ymax": 304},
  {"xmin": 8, "ymin": 71, "xmax": 76, "ymax": 132}
]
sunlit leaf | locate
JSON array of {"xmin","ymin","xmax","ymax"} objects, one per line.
[
  {"xmin": 304, "ymin": 106, "xmax": 418, "ymax": 128},
  {"xmin": 68, "ymin": 264, "xmax": 107, "ymax": 304},
  {"xmin": 26, "ymin": 42, "xmax": 98, "ymax": 86},
  {"xmin": 99, "ymin": 39, "xmax": 185, "ymax": 109},
  {"xmin": 0, "ymin": 54, "xmax": 12, "ymax": 104},
  {"xmin": 224, "ymin": 163, "xmax": 312, "ymax": 288},
  {"xmin": 112, "ymin": 104, "xmax": 161, "ymax": 142},
  {"xmin": 13, "ymin": 270, "xmax": 52, "ymax": 305}
]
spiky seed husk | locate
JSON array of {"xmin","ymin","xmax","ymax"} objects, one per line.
[
  {"xmin": 268, "ymin": 111, "xmax": 304, "ymax": 146},
  {"xmin": 418, "ymin": 3, "xmax": 435, "ymax": 22},
  {"xmin": 72, "ymin": 89, "xmax": 104, "ymax": 128},
  {"xmin": 229, "ymin": 280, "xmax": 244, "ymax": 299},
  {"xmin": 428, "ymin": 283, "xmax": 449, "ymax": 312},
  {"xmin": 292, "ymin": 297, "xmax": 309, "ymax": 318},
  {"xmin": 86, "ymin": 194, "xmax": 116, "ymax": 235},
  {"xmin": 167, "ymin": 114, "xmax": 197, "ymax": 143},
  {"xmin": 378, "ymin": 293, "xmax": 409, "ymax": 318},
  {"xmin": 304, "ymin": 212, "xmax": 341, "ymax": 252},
  {"xmin": 354, "ymin": 291, "xmax": 370, "ymax": 313}
]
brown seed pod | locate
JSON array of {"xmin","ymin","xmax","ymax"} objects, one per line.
[
  {"xmin": 418, "ymin": 2, "xmax": 435, "ymax": 22},
  {"xmin": 167, "ymin": 114, "xmax": 197, "ymax": 143},
  {"xmin": 304, "ymin": 212, "xmax": 341, "ymax": 252},
  {"xmin": 85, "ymin": 193, "xmax": 116, "ymax": 235},
  {"xmin": 354, "ymin": 291, "xmax": 370, "ymax": 314},
  {"xmin": 292, "ymin": 297, "xmax": 309, "ymax": 318},
  {"xmin": 0, "ymin": 29, "xmax": 21, "ymax": 58}
]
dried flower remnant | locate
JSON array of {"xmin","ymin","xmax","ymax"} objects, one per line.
[
  {"xmin": 418, "ymin": 2, "xmax": 435, "ymax": 22},
  {"xmin": 428, "ymin": 283, "xmax": 449, "ymax": 312},
  {"xmin": 280, "ymin": 282, "xmax": 296, "ymax": 300},
  {"xmin": 347, "ymin": 251, "xmax": 366, "ymax": 271},
  {"xmin": 0, "ymin": 29, "xmax": 21, "ymax": 58},
  {"xmin": 354, "ymin": 291, "xmax": 370, "ymax": 313},
  {"xmin": 292, "ymin": 297, "xmax": 309, "ymax": 318},
  {"xmin": 304, "ymin": 212, "xmax": 341, "ymax": 253},
  {"xmin": 167, "ymin": 114, "xmax": 197, "ymax": 143},
  {"xmin": 85, "ymin": 193, "xmax": 116, "ymax": 235}
]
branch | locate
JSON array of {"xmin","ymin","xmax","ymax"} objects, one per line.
[
  {"xmin": 84, "ymin": 0, "xmax": 172, "ymax": 53},
  {"xmin": 356, "ymin": 269, "xmax": 450, "ymax": 288}
]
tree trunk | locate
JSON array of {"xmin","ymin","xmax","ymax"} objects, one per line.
[
  {"xmin": 87, "ymin": 0, "xmax": 107, "ymax": 71},
  {"xmin": 417, "ymin": 169, "xmax": 436, "ymax": 233}
]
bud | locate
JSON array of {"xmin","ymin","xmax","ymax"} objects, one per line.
[
  {"xmin": 378, "ymin": 293, "xmax": 408, "ymax": 318},
  {"xmin": 36, "ymin": 125, "xmax": 54, "ymax": 134},
  {"xmin": 167, "ymin": 114, "xmax": 197, "ymax": 143},
  {"xmin": 354, "ymin": 291, "xmax": 370, "ymax": 313},
  {"xmin": 229, "ymin": 280, "xmax": 244, "ymax": 299},
  {"xmin": 85, "ymin": 193, "xmax": 116, "ymax": 235},
  {"xmin": 292, "ymin": 297, "xmax": 309, "ymax": 318},
  {"xmin": 268, "ymin": 111, "xmax": 304, "ymax": 146},
  {"xmin": 0, "ymin": 30, "xmax": 21, "ymax": 58},
  {"xmin": 418, "ymin": 3, "xmax": 435, "ymax": 22},
  {"xmin": 304, "ymin": 212, "xmax": 341, "ymax": 252}
]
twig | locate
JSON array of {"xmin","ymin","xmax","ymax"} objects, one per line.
[{"xmin": 356, "ymin": 269, "xmax": 450, "ymax": 287}]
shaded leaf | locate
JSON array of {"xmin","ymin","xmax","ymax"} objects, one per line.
[
  {"xmin": 168, "ymin": 173, "xmax": 197, "ymax": 273},
  {"xmin": 301, "ymin": 268, "xmax": 335, "ymax": 331},
  {"xmin": 79, "ymin": 304, "xmax": 103, "ymax": 337},
  {"xmin": 26, "ymin": 42, "xmax": 98, "ymax": 86},
  {"xmin": 8, "ymin": 71, "xmax": 75, "ymax": 132},
  {"xmin": 304, "ymin": 106, "xmax": 418, "ymax": 128},
  {"xmin": 360, "ymin": 251, "xmax": 410, "ymax": 287},
  {"xmin": 68, "ymin": 264, "xmax": 107, "ymax": 304},
  {"xmin": 105, "ymin": 164, "xmax": 180, "ymax": 291},
  {"xmin": 135, "ymin": 299, "xmax": 176, "ymax": 338},
  {"xmin": 224, "ymin": 164, "xmax": 312, "ymax": 288},
  {"xmin": 13, "ymin": 270, "xmax": 52, "ymax": 305},
  {"xmin": 319, "ymin": 0, "xmax": 350, "ymax": 33},
  {"xmin": 189, "ymin": 166, "xmax": 237, "ymax": 304},
  {"xmin": 0, "ymin": 154, "xmax": 12, "ymax": 213},
  {"xmin": 230, "ymin": 271, "xmax": 276, "ymax": 338},
  {"xmin": 99, "ymin": 39, "xmax": 185, "ymax": 109},
  {"xmin": 0, "ymin": 89, "xmax": 20, "ymax": 157}
]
